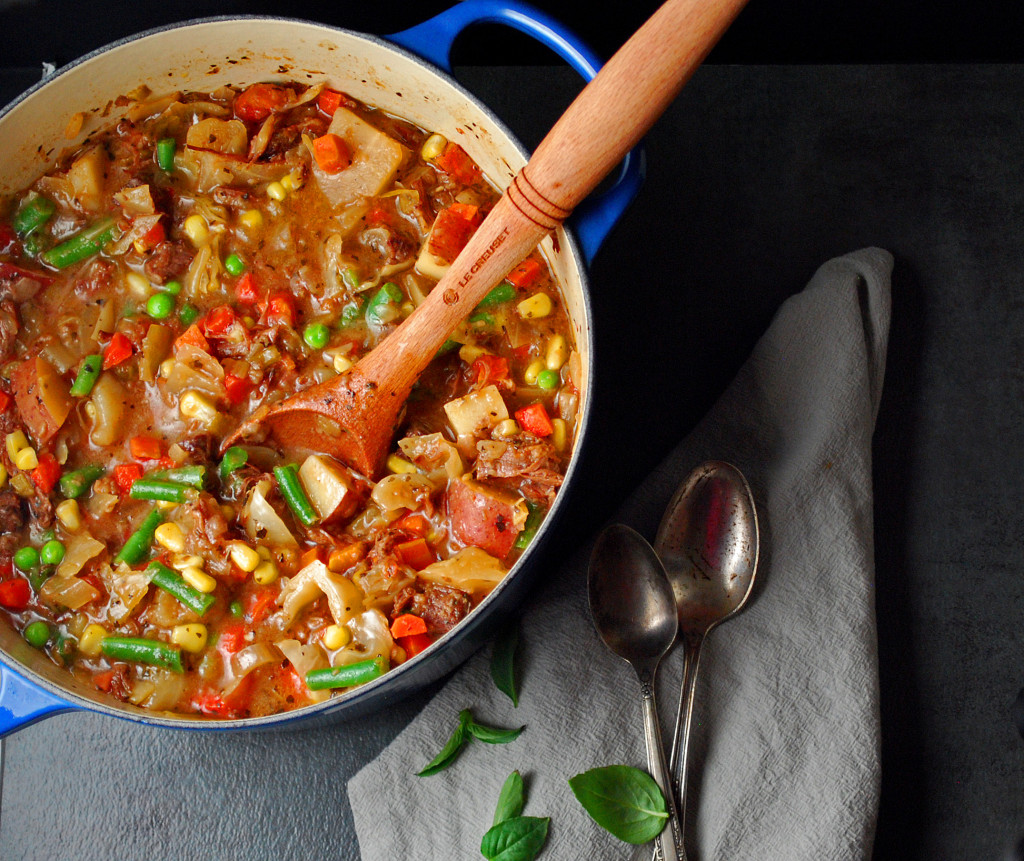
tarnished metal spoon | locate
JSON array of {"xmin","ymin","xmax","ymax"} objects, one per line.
[
  {"xmin": 655, "ymin": 461, "xmax": 760, "ymax": 854},
  {"xmin": 589, "ymin": 524, "xmax": 684, "ymax": 861}
]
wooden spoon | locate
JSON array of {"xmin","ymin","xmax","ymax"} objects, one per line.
[{"xmin": 223, "ymin": 0, "xmax": 749, "ymax": 477}]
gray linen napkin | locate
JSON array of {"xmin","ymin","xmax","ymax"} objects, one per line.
[{"xmin": 349, "ymin": 247, "xmax": 893, "ymax": 860}]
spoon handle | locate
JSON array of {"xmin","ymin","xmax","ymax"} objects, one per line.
[
  {"xmin": 640, "ymin": 679, "xmax": 686, "ymax": 861},
  {"xmin": 670, "ymin": 637, "xmax": 705, "ymax": 838}
]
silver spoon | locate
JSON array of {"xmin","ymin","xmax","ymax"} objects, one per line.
[
  {"xmin": 589, "ymin": 524, "xmax": 684, "ymax": 861},
  {"xmin": 655, "ymin": 461, "xmax": 760, "ymax": 856}
]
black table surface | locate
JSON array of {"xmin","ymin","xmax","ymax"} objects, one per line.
[{"xmin": 1, "ymin": 61, "xmax": 1023, "ymax": 860}]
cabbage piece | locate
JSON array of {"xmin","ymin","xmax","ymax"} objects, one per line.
[
  {"xmin": 314, "ymin": 108, "xmax": 405, "ymax": 210},
  {"xmin": 179, "ymin": 148, "xmax": 295, "ymax": 194},
  {"xmin": 335, "ymin": 609, "xmax": 393, "ymax": 667},
  {"xmin": 165, "ymin": 341, "xmax": 225, "ymax": 400},
  {"xmin": 185, "ymin": 118, "xmax": 247, "ymax": 155},
  {"xmin": 225, "ymin": 643, "xmax": 278, "ymax": 697},
  {"xmin": 113, "ymin": 184, "xmax": 156, "ymax": 216},
  {"xmin": 55, "ymin": 534, "xmax": 106, "ymax": 579},
  {"xmin": 398, "ymin": 433, "xmax": 465, "ymax": 484},
  {"xmin": 275, "ymin": 639, "xmax": 330, "ymax": 703},
  {"xmin": 100, "ymin": 562, "xmax": 154, "ymax": 622},
  {"xmin": 67, "ymin": 146, "xmax": 108, "ymax": 212},
  {"xmin": 275, "ymin": 560, "xmax": 363, "ymax": 626},
  {"xmin": 417, "ymin": 546, "xmax": 507, "ymax": 598},
  {"xmin": 130, "ymin": 669, "xmax": 185, "ymax": 711},
  {"xmin": 39, "ymin": 574, "xmax": 99, "ymax": 610},
  {"xmin": 245, "ymin": 482, "xmax": 298, "ymax": 547}
]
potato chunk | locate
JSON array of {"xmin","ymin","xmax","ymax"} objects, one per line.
[
  {"xmin": 446, "ymin": 475, "xmax": 528, "ymax": 559},
  {"xmin": 443, "ymin": 385, "xmax": 508, "ymax": 437},
  {"xmin": 315, "ymin": 107, "xmax": 405, "ymax": 210},
  {"xmin": 298, "ymin": 455, "xmax": 360, "ymax": 524}
]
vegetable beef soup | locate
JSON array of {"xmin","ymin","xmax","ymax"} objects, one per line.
[{"xmin": 0, "ymin": 81, "xmax": 579, "ymax": 717}]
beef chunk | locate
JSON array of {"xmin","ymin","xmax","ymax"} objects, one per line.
[
  {"xmin": 0, "ymin": 488, "xmax": 25, "ymax": 561},
  {"xmin": 143, "ymin": 240, "xmax": 193, "ymax": 284},
  {"xmin": 392, "ymin": 583, "xmax": 471, "ymax": 634}
]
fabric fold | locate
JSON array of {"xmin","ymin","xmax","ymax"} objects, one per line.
[{"xmin": 349, "ymin": 247, "xmax": 893, "ymax": 861}]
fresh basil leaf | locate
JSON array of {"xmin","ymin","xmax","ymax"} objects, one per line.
[
  {"xmin": 490, "ymin": 623, "xmax": 519, "ymax": 706},
  {"xmin": 568, "ymin": 765, "xmax": 669, "ymax": 844},
  {"xmin": 480, "ymin": 815, "xmax": 549, "ymax": 861},
  {"xmin": 468, "ymin": 720, "xmax": 525, "ymax": 745},
  {"xmin": 493, "ymin": 770, "xmax": 526, "ymax": 826},
  {"xmin": 417, "ymin": 709, "xmax": 472, "ymax": 777}
]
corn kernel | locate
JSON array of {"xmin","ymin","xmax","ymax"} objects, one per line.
[
  {"xmin": 493, "ymin": 418, "xmax": 519, "ymax": 438},
  {"xmin": 14, "ymin": 447, "xmax": 38, "ymax": 471},
  {"xmin": 332, "ymin": 353, "xmax": 353, "ymax": 374},
  {"xmin": 10, "ymin": 473, "xmax": 33, "ymax": 497},
  {"xmin": 171, "ymin": 554, "xmax": 203, "ymax": 571},
  {"xmin": 172, "ymin": 623, "xmax": 208, "ymax": 653},
  {"xmin": 458, "ymin": 344, "xmax": 488, "ymax": 364},
  {"xmin": 421, "ymin": 133, "xmax": 447, "ymax": 161},
  {"xmin": 253, "ymin": 560, "xmax": 278, "ymax": 585},
  {"xmin": 545, "ymin": 334, "xmax": 568, "ymax": 371},
  {"xmin": 280, "ymin": 173, "xmax": 296, "ymax": 192},
  {"xmin": 286, "ymin": 168, "xmax": 304, "ymax": 191},
  {"xmin": 229, "ymin": 543, "xmax": 261, "ymax": 573},
  {"xmin": 181, "ymin": 566, "xmax": 216, "ymax": 593},
  {"xmin": 239, "ymin": 209, "xmax": 263, "ymax": 231},
  {"xmin": 156, "ymin": 500, "xmax": 179, "ymax": 511},
  {"xmin": 524, "ymin": 359, "xmax": 544, "ymax": 385},
  {"xmin": 154, "ymin": 522, "xmax": 186, "ymax": 554},
  {"xmin": 322, "ymin": 624, "xmax": 351, "ymax": 650},
  {"xmin": 0, "ymin": 463, "xmax": 7, "ymax": 489},
  {"xmin": 78, "ymin": 623, "xmax": 108, "ymax": 658},
  {"xmin": 159, "ymin": 358, "xmax": 176, "ymax": 378},
  {"xmin": 5, "ymin": 430, "xmax": 28, "ymax": 461},
  {"xmin": 386, "ymin": 454, "xmax": 417, "ymax": 475},
  {"xmin": 179, "ymin": 390, "xmax": 219, "ymax": 425},
  {"xmin": 517, "ymin": 292, "xmax": 553, "ymax": 319},
  {"xmin": 56, "ymin": 499, "xmax": 82, "ymax": 531},
  {"xmin": 256, "ymin": 545, "xmax": 272, "ymax": 561},
  {"xmin": 183, "ymin": 214, "xmax": 209, "ymax": 246},
  {"xmin": 551, "ymin": 417, "xmax": 568, "ymax": 451},
  {"xmin": 125, "ymin": 271, "xmax": 151, "ymax": 299},
  {"xmin": 266, "ymin": 181, "xmax": 287, "ymax": 202}
]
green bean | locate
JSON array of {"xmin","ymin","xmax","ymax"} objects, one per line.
[
  {"xmin": 147, "ymin": 562, "xmax": 215, "ymax": 616},
  {"xmin": 113, "ymin": 508, "xmax": 163, "ymax": 565},
  {"xmin": 58, "ymin": 464, "xmax": 105, "ymax": 498},
  {"xmin": 101, "ymin": 636, "xmax": 184, "ymax": 673},
  {"xmin": 514, "ymin": 501, "xmax": 545, "ymax": 551},
  {"xmin": 365, "ymin": 282, "xmax": 403, "ymax": 326},
  {"xmin": 305, "ymin": 656, "xmax": 388, "ymax": 690},
  {"xmin": 469, "ymin": 312, "xmax": 495, "ymax": 327},
  {"xmin": 40, "ymin": 217, "xmax": 118, "ymax": 269},
  {"xmin": 156, "ymin": 137, "xmax": 176, "ymax": 171},
  {"xmin": 435, "ymin": 338, "xmax": 459, "ymax": 358},
  {"xmin": 129, "ymin": 479, "xmax": 192, "ymax": 504},
  {"xmin": 150, "ymin": 464, "xmax": 207, "ymax": 489},
  {"xmin": 69, "ymin": 354, "xmax": 102, "ymax": 397},
  {"xmin": 339, "ymin": 297, "xmax": 368, "ymax": 327},
  {"xmin": 273, "ymin": 464, "xmax": 318, "ymax": 526},
  {"xmin": 476, "ymin": 282, "xmax": 516, "ymax": 309},
  {"xmin": 13, "ymin": 195, "xmax": 56, "ymax": 237},
  {"xmin": 218, "ymin": 446, "xmax": 248, "ymax": 483}
]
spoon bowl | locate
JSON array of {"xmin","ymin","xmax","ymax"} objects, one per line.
[{"xmin": 589, "ymin": 524, "xmax": 684, "ymax": 860}]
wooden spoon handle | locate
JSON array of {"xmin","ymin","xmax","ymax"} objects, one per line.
[{"xmin": 359, "ymin": 0, "xmax": 748, "ymax": 395}]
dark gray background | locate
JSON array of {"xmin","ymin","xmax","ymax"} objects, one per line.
[{"xmin": 2, "ymin": 7, "xmax": 1024, "ymax": 859}]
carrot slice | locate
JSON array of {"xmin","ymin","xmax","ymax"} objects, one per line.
[{"xmin": 312, "ymin": 133, "xmax": 352, "ymax": 174}]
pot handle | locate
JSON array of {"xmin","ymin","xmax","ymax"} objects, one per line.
[
  {"xmin": 0, "ymin": 666, "xmax": 73, "ymax": 736},
  {"xmin": 387, "ymin": 0, "xmax": 645, "ymax": 265}
]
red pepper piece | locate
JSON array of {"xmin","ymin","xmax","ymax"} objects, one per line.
[
  {"xmin": 433, "ymin": 142, "xmax": 483, "ymax": 185},
  {"xmin": 202, "ymin": 305, "xmax": 237, "ymax": 338},
  {"xmin": 223, "ymin": 373, "xmax": 251, "ymax": 406},
  {"xmin": 263, "ymin": 292, "xmax": 296, "ymax": 328},
  {"xmin": 112, "ymin": 463, "xmax": 144, "ymax": 495},
  {"xmin": 31, "ymin": 452, "xmax": 61, "ymax": 494},
  {"xmin": 235, "ymin": 271, "xmax": 260, "ymax": 305},
  {"xmin": 128, "ymin": 435, "xmax": 164, "ymax": 461},
  {"xmin": 397, "ymin": 632, "xmax": 434, "ymax": 659},
  {"xmin": 471, "ymin": 355, "xmax": 510, "ymax": 387},
  {"xmin": 0, "ymin": 579, "xmax": 31, "ymax": 610},
  {"xmin": 515, "ymin": 403, "xmax": 554, "ymax": 437},
  {"xmin": 428, "ymin": 203, "xmax": 482, "ymax": 263},
  {"xmin": 102, "ymin": 332, "xmax": 134, "ymax": 369}
]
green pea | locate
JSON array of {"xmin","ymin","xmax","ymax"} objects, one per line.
[
  {"xmin": 13, "ymin": 546, "xmax": 39, "ymax": 571},
  {"xmin": 179, "ymin": 304, "xmax": 200, "ymax": 327},
  {"xmin": 303, "ymin": 322, "xmax": 329, "ymax": 350},
  {"xmin": 536, "ymin": 369, "xmax": 559, "ymax": 390},
  {"xmin": 164, "ymin": 280, "xmax": 182, "ymax": 296},
  {"xmin": 229, "ymin": 600, "xmax": 243, "ymax": 619},
  {"xmin": 224, "ymin": 253, "xmax": 245, "ymax": 276},
  {"xmin": 24, "ymin": 621, "xmax": 50, "ymax": 649},
  {"xmin": 146, "ymin": 292, "xmax": 175, "ymax": 320},
  {"xmin": 40, "ymin": 540, "xmax": 65, "ymax": 567}
]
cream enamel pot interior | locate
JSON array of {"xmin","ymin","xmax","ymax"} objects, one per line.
[{"xmin": 0, "ymin": 2, "xmax": 643, "ymax": 734}]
